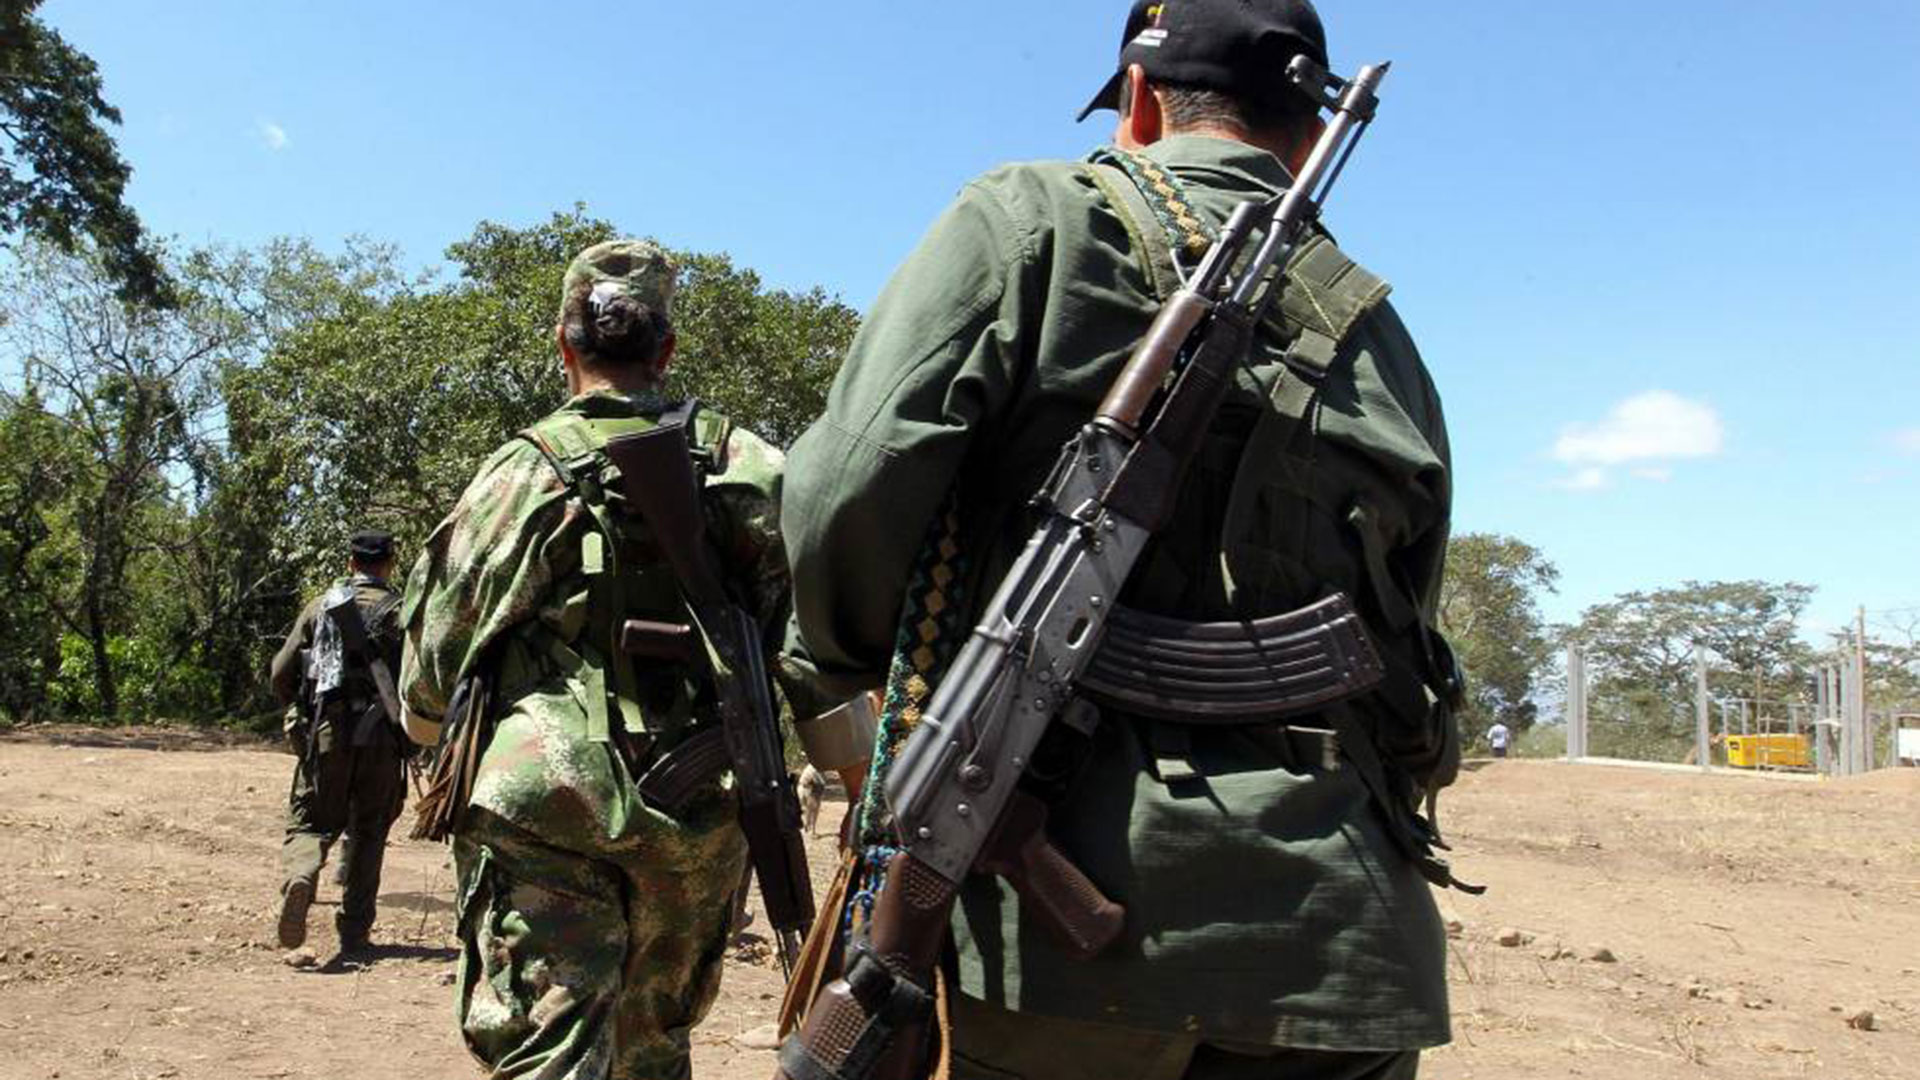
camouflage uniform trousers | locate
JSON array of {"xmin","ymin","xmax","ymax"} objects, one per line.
[
  {"xmin": 282, "ymin": 713, "xmax": 406, "ymax": 943},
  {"xmin": 451, "ymin": 686, "xmax": 749, "ymax": 1080}
]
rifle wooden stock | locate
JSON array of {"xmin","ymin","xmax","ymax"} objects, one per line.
[
  {"xmin": 1095, "ymin": 291, "xmax": 1212, "ymax": 434},
  {"xmin": 780, "ymin": 853, "xmax": 954, "ymax": 1080}
]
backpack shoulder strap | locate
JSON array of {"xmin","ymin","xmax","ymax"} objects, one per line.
[
  {"xmin": 365, "ymin": 589, "xmax": 404, "ymax": 637},
  {"xmin": 1273, "ymin": 232, "xmax": 1393, "ymax": 379}
]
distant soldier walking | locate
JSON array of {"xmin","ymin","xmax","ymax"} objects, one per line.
[{"xmin": 269, "ymin": 529, "xmax": 409, "ymax": 955}]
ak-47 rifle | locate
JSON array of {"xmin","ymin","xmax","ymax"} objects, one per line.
[
  {"xmin": 605, "ymin": 420, "xmax": 816, "ymax": 977},
  {"xmin": 776, "ymin": 57, "xmax": 1392, "ymax": 1080}
]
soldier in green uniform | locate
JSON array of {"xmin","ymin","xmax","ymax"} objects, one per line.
[
  {"xmin": 783, "ymin": 3, "xmax": 1460, "ymax": 1078},
  {"xmin": 269, "ymin": 529, "xmax": 408, "ymax": 955},
  {"xmin": 399, "ymin": 241, "xmax": 869, "ymax": 1080}
]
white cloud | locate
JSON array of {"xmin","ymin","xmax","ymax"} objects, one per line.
[
  {"xmin": 1551, "ymin": 390, "xmax": 1723, "ymax": 489},
  {"xmin": 256, "ymin": 120, "xmax": 290, "ymax": 151},
  {"xmin": 1893, "ymin": 428, "xmax": 1920, "ymax": 456},
  {"xmin": 1555, "ymin": 391, "xmax": 1724, "ymax": 466},
  {"xmin": 1553, "ymin": 467, "xmax": 1610, "ymax": 491}
]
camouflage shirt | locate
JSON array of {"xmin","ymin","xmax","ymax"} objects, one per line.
[{"xmin": 399, "ymin": 390, "xmax": 790, "ymax": 742}]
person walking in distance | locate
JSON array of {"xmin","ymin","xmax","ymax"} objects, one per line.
[{"xmin": 269, "ymin": 530, "xmax": 409, "ymax": 956}]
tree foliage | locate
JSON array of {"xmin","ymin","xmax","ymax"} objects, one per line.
[
  {"xmin": 0, "ymin": 0, "xmax": 169, "ymax": 306},
  {"xmin": 1569, "ymin": 580, "xmax": 1815, "ymax": 703},
  {"xmin": 225, "ymin": 208, "xmax": 857, "ymax": 594},
  {"xmin": 1838, "ymin": 612, "xmax": 1920, "ymax": 713},
  {"xmin": 0, "ymin": 240, "xmax": 246, "ymax": 717},
  {"xmin": 1438, "ymin": 533, "xmax": 1559, "ymax": 737},
  {"xmin": 0, "ymin": 209, "xmax": 858, "ymax": 726},
  {"xmin": 0, "ymin": 382, "xmax": 77, "ymax": 719},
  {"xmin": 1566, "ymin": 579, "xmax": 1817, "ymax": 758}
]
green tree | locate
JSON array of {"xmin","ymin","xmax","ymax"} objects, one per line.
[
  {"xmin": 0, "ymin": 239, "xmax": 256, "ymax": 719},
  {"xmin": 1438, "ymin": 533, "xmax": 1559, "ymax": 739},
  {"xmin": 1832, "ymin": 613, "xmax": 1920, "ymax": 713},
  {"xmin": 1566, "ymin": 580, "xmax": 1817, "ymax": 758},
  {"xmin": 0, "ymin": 383, "xmax": 81, "ymax": 721},
  {"xmin": 1868, "ymin": 620, "xmax": 1920, "ymax": 709},
  {"xmin": 0, "ymin": 0, "xmax": 169, "ymax": 306},
  {"xmin": 226, "ymin": 208, "xmax": 858, "ymax": 604}
]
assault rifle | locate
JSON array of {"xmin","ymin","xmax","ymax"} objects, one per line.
[
  {"xmin": 605, "ymin": 420, "xmax": 815, "ymax": 977},
  {"xmin": 777, "ymin": 58, "xmax": 1391, "ymax": 1080}
]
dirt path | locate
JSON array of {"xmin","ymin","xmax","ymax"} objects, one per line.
[{"xmin": 0, "ymin": 728, "xmax": 1914, "ymax": 1079}]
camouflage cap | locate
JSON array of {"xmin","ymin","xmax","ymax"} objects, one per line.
[{"xmin": 559, "ymin": 239, "xmax": 676, "ymax": 321}]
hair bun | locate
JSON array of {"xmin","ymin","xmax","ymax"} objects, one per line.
[{"xmin": 566, "ymin": 280, "xmax": 669, "ymax": 368}]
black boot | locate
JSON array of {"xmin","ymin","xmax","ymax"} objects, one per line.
[{"xmin": 336, "ymin": 916, "xmax": 374, "ymax": 958}]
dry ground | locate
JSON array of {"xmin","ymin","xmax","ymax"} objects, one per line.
[{"xmin": 0, "ymin": 727, "xmax": 1914, "ymax": 1080}]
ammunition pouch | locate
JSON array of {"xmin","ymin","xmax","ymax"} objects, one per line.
[{"xmin": 1080, "ymin": 591, "xmax": 1384, "ymax": 722}]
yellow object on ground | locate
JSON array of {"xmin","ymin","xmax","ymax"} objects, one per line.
[{"xmin": 1725, "ymin": 733, "xmax": 1812, "ymax": 769}]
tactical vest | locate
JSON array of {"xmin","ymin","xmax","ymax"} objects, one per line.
[
  {"xmin": 1085, "ymin": 150, "xmax": 1468, "ymax": 882},
  {"xmin": 507, "ymin": 401, "xmax": 736, "ymax": 764}
]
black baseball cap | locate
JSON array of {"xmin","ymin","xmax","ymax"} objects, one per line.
[
  {"xmin": 349, "ymin": 529, "xmax": 394, "ymax": 562},
  {"xmin": 1076, "ymin": 0, "xmax": 1329, "ymax": 122}
]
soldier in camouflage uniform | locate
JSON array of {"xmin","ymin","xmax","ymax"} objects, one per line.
[
  {"xmin": 784, "ymin": 3, "xmax": 1461, "ymax": 1078},
  {"xmin": 400, "ymin": 241, "xmax": 866, "ymax": 1080},
  {"xmin": 269, "ymin": 529, "xmax": 408, "ymax": 955}
]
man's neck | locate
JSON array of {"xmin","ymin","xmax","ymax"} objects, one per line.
[{"xmin": 1158, "ymin": 123, "xmax": 1295, "ymax": 164}]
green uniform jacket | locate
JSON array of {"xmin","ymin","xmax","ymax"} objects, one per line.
[{"xmin": 783, "ymin": 135, "xmax": 1452, "ymax": 1050}]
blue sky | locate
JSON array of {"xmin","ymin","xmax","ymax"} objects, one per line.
[{"xmin": 40, "ymin": 0, "xmax": 1920, "ymax": 640}]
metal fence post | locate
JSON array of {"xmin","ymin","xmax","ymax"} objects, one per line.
[
  {"xmin": 1694, "ymin": 646, "xmax": 1710, "ymax": 771},
  {"xmin": 1566, "ymin": 646, "xmax": 1586, "ymax": 760}
]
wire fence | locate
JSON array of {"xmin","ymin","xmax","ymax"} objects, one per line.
[{"xmin": 1562, "ymin": 645, "xmax": 1918, "ymax": 777}]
